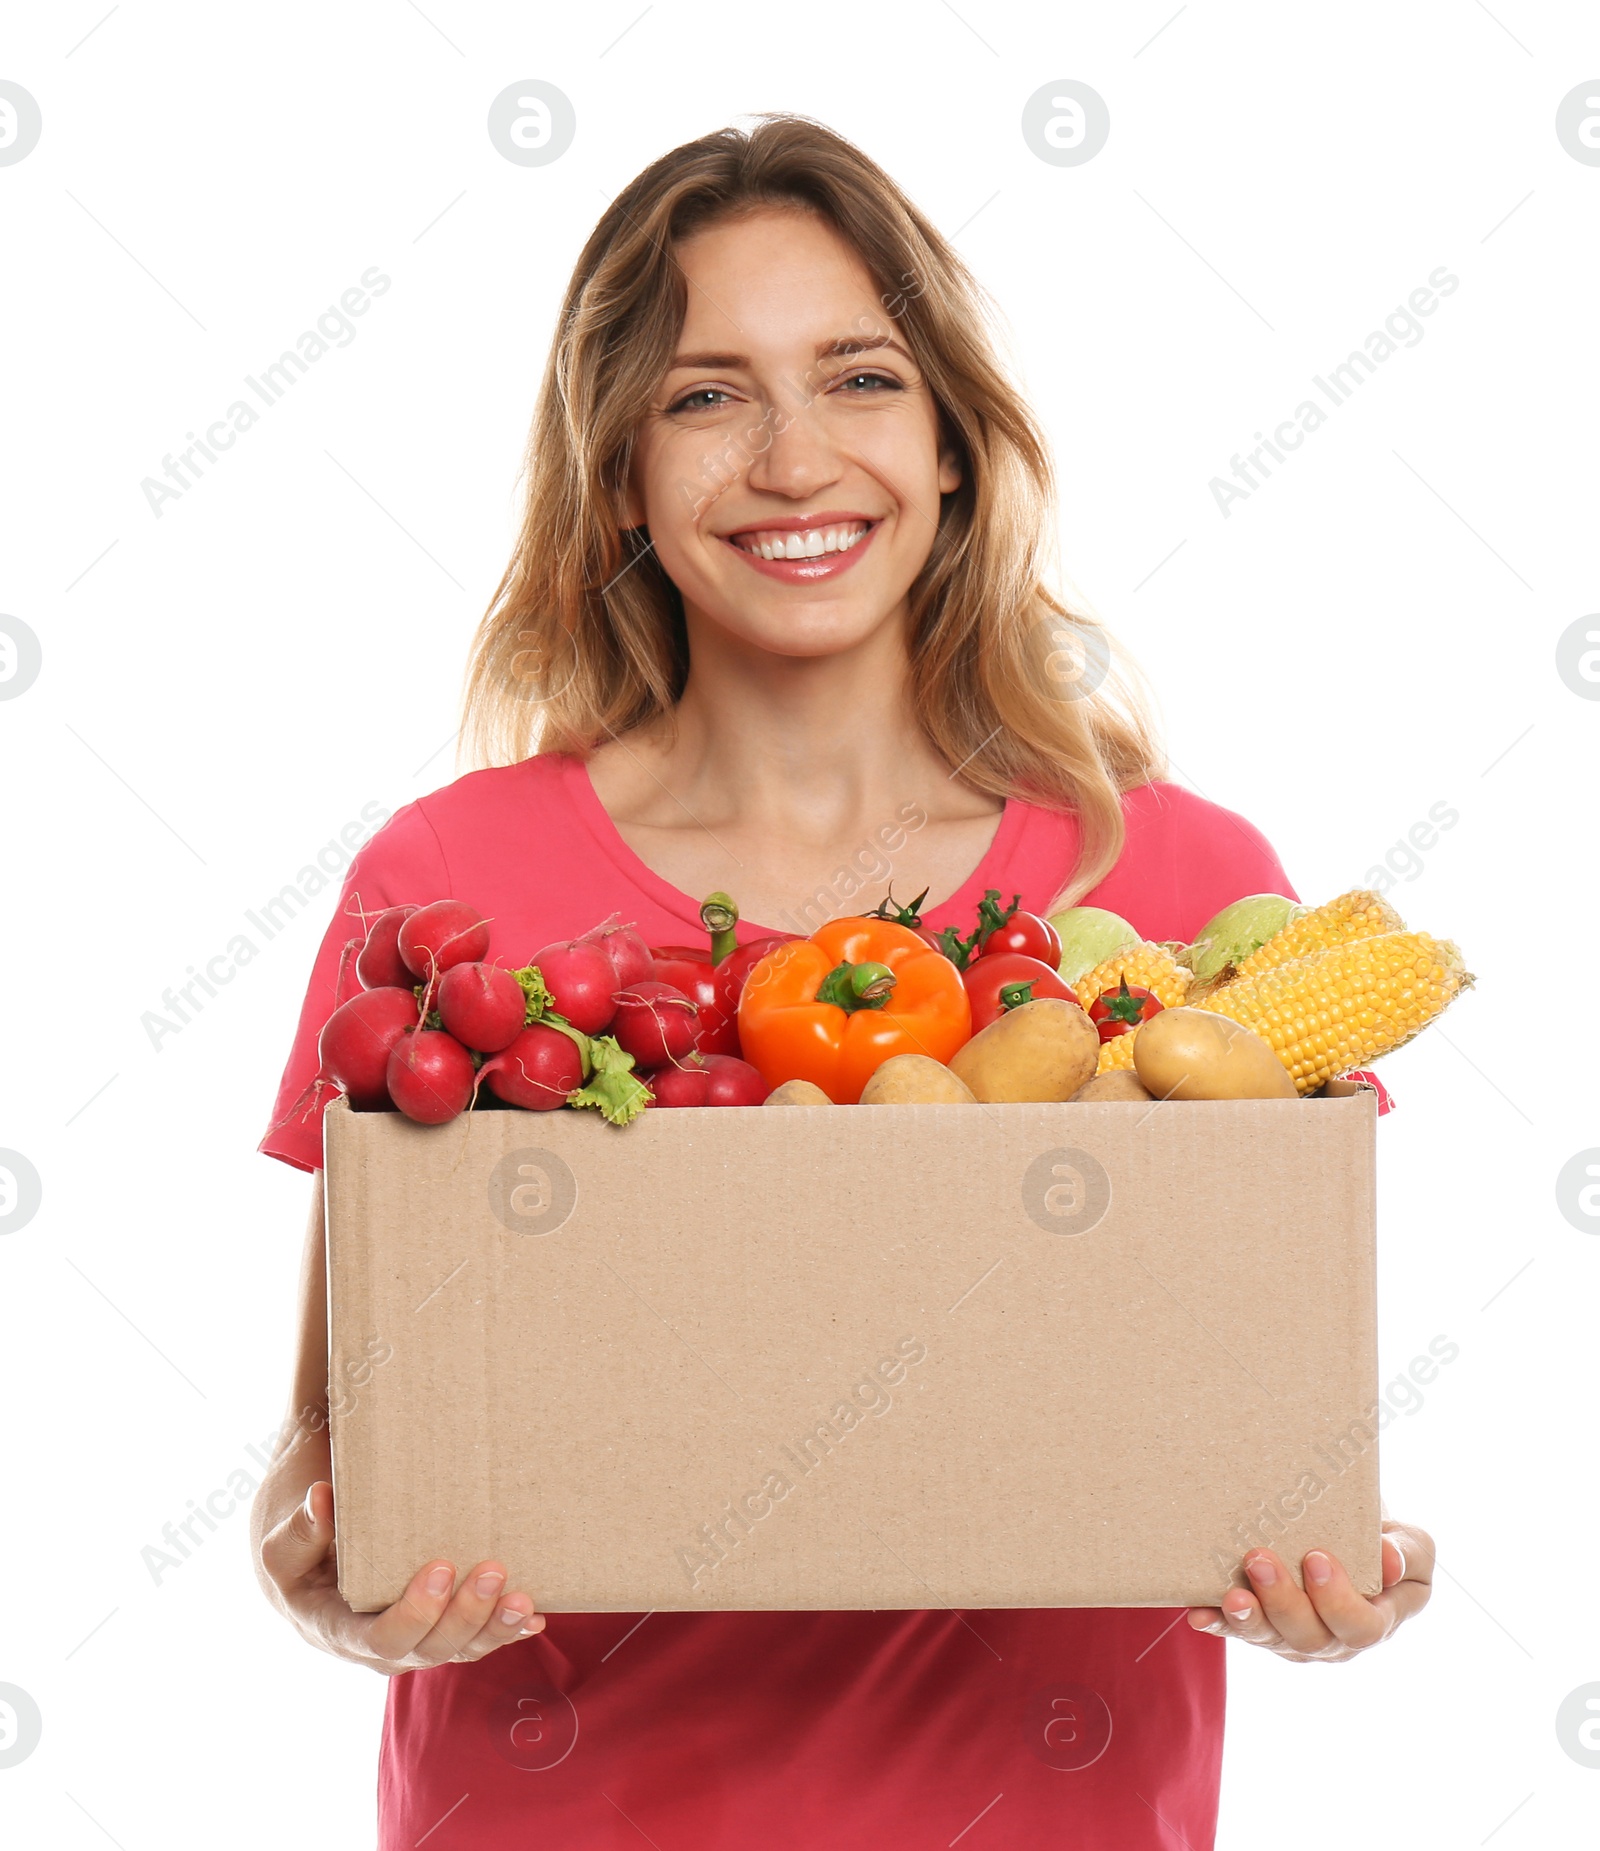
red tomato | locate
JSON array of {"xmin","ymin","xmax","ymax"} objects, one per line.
[
  {"xmin": 977, "ymin": 910, "xmax": 1062, "ymax": 966},
  {"xmin": 1088, "ymin": 978, "xmax": 1163, "ymax": 1043},
  {"xmin": 961, "ymin": 952, "xmax": 1075, "ymax": 1031}
]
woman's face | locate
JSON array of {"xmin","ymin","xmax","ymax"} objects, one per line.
[{"xmin": 622, "ymin": 206, "xmax": 962, "ymax": 662}]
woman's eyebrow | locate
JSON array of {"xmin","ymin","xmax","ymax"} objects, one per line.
[{"xmin": 666, "ymin": 334, "xmax": 915, "ymax": 370}]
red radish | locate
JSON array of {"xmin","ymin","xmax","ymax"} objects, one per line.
[
  {"xmin": 357, "ymin": 904, "xmax": 420, "ymax": 989},
  {"xmin": 582, "ymin": 916, "xmax": 655, "ymax": 988},
  {"xmin": 398, "ymin": 900, "xmax": 492, "ymax": 985},
  {"xmin": 475, "ymin": 1023, "xmax": 586, "ymax": 1111},
  {"xmin": 318, "ymin": 986, "xmax": 421, "ymax": 1107},
  {"xmin": 386, "ymin": 1027, "xmax": 476, "ymax": 1124},
  {"xmin": 437, "ymin": 961, "xmax": 526, "ymax": 1052},
  {"xmin": 648, "ymin": 1053, "xmax": 770, "ymax": 1107},
  {"xmin": 650, "ymin": 946, "xmax": 730, "ymax": 1054},
  {"xmin": 610, "ymin": 980, "xmax": 698, "ymax": 1068},
  {"xmin": 529, "ymin": 937, "xmax": 620, "ymax": 1034}
]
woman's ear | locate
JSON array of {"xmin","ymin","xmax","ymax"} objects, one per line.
[{"xmin": 935, "ymin": 413, "xmax": 964, "ymax": 496}]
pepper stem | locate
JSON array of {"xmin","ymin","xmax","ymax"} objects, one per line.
[
  {"xmin": 701, "ymin": 891, "xmax": 740, "ymax": 965},
  {"xmin": 815, "ymin": 958, "xmax": 898, "ymax": 1012}
]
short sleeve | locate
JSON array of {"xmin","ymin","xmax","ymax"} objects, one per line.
[{"xmin": 256, "ymin": 799, "xmax": 450, "ymax": 1174}]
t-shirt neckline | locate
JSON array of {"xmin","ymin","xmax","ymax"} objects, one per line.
[{"xmin": 553, "ymin": 751, "xmax": 1028, "ymax": 942}]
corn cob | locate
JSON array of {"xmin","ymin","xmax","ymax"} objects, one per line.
[
  {"xmin": 1074, "ymin": 942, "xmax": 1191, "ymax": 1014},
  {"xmin": 1095, "ymin": 1031, "xmax": 1139, "ymax": 1075},
  {"xmin": 1195, "ymin": 930, "xmax": 1470, "ymax": 1094},
  {"xmin": 1232, "ymin": 888, "xmax": 1405, "ymax": 983}
]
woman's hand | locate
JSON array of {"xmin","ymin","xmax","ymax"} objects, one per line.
[
  {"xmin": 259, "ymin": 1478, "xmax": 546, "ymax": 1676},
  {"xmin": 1185, "ymin": 1520, "xmax": 1433, "ymax": 1662}
]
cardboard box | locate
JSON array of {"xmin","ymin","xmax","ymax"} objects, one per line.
[{"xmin": 323, "ymin": 1084, "xmax": 1381, "ymax": 1613}]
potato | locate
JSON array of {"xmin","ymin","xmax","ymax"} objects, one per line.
[
  {"xmin": 1132, "ymin": 1006, "xmax": 1297, "ymax": 1100},
  {"xmin": 948, "ymin": 997, "xmax": 1099, "ymax": 1103},
  {"xmin": 763, "ymin": 1078, "xmax": 834, "ymax": 1107},
  {"xmin": 859, "ymin": 1054, "xmax": 977, "ymax": 1106},
  {"xmin": 1069, "ymin": 1069, "xmax": 1153, "ymax": 1103}
]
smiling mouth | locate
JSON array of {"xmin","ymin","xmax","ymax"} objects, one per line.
[{"xmin": 724, "ymin": 519, "xmax": 875, "ymax": 561}]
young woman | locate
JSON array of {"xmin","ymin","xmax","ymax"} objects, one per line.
[{"xmin": 251, "ymin": 115, "xmax": 1434, "ymax": 1849}]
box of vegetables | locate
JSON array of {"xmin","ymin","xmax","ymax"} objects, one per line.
[{"xmin": 316, "ymin": 885, "xmax": 1470, "ymax": 1613}]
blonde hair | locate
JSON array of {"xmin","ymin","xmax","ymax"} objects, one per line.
[{"xmin": 460, "ymin": 113, "xmax": 1163, "ymax": 905}]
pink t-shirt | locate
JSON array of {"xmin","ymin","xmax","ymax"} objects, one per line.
[{"xmin": 260, "ymin": 751, "xmax": 1295, "ymax": 1850}]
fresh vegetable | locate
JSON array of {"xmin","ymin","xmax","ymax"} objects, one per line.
[
  {"xmin": 355, "ymin": 903, "xmax": 420, "ymax": 989},
  {"xmin": 1047, "ymin": 906, "xmax": 1140, "ymax": 985},
  {"xmin": 653, "ymin": 894, "xmax": 796, "ymax": 1056},
  {"xmin": 313, "ymin": 986, "xmax": 422, "ymax": 1109},
  {"xmin": 1131, "ymin": 1008, "xmax": 1297, "ymax": 1101},
  {"xmin": 1087, "ymin": 975, "xmax": 1163, "ymax": 1043},
  {"xmin": 436, "ymin": 961, "xmax": 526, "ymax": 1053},
  {"xmin": 530, "ymin": 935, "xmax": 622, "ymax": 1035},
  {"xmin": 948, "ymin": 996, "xmax": 1099, "ymax": 1103},
  {"xmin": 386, "ymin": 1026, "xmax": 477, "ymax": 1123},
  {"xmin": 858, "ymin": 1054, "xmax": 977, "ymax": 1105},
  {"xmin": 973, "ymin": 890, "xmax": 1062, "ymax": 966},
  {"xmin": 1227, "ymin": 889, "xmax": 1404, "ymax": 984},
  {"xmin": 737, "ymin": 917, "xmax": 972, "ymax": 1104},
  {"xmin": 398, "ymin": 900, "xmax": 492, "ymax": 986},
  {"xmin": 475, "ymin": 1023, "xmax": 587, "ymax": 1110},
  {"xmin": 1187, "ymin": 894, "xmax": 1304, "ymax": 985},
  {"xmin": 763, "ymin": 1079, "xmax": 834, "ymax": 1106},
  {"xmin": 1069, "ymin": 1069, "xmax": 1153, "ymax": 1103},
  {"xmin": 863, "ymin": 886, "xmax": 947, "ymax": 954},
  {"xmin": 646, "ymin": 1053, "xmax": 769, "ymax": 1107},
  {"xmin": 1197, "ymin": 931, "xmax": 1470, "ymax": 1094},
  {"xmin": 582, "ymin": 916, "xmax": 655, "ymax": 988},
  {"xmin": 610, "ymin": 980, "xmax": 699, "ymax": 1068},
  {"xmin": 1073, "ymin": 942, "xmax": 1191, "ymax": 1015},
  {"xmin": 650, "ymin": 944, "xmax": 730, "ymax": 1051},
  {"xmin": 962, "ymin": 951, "xmax": 1075, "ymax": 1032}
]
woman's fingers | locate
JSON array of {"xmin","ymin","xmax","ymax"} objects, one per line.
[
  {"xmin": 260, "ymin": 1480, "xmax": 335, "ymax": 1591},
  {"xmin": 1233, "ymin": 1551, "xmax": 1336, "ymax": 1654},
  {"xmin": 390, "ymin": 1562, "xmax": 546, "ymax": 1667}
]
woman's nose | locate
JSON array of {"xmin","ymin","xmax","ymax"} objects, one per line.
[{"xmin": 744, "ymin": 394, "xmax": 841, "ymax": 500}]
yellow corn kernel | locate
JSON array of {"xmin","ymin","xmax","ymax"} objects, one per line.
[
  {"xmin": 1234, "ymin": 889, "xmax": 1405, "ymax": 982},
  {"xmin": 1095, "ymin": 1031, "xmax": 1140, "ymax": 1074},
  {"xmin": 1074, "ymin": 942, "xmax": 1190, "ymax": 1014},
  {"xmin": 1197, "ymin": 931, "xmax": 1470, "ymax": 1094}
]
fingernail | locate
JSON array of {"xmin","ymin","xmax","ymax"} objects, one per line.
[
  {"xmin": 302, "ymin": 1485, "xmax": 318, "ymax": 1523},
  {"xmin": 1392, "ymin": 1543, "xmax": 1407, "ymax": 1581},
  {"xmin": 1306, "ymin": 1551, "xmax": 1333, "ymax": 1586},
  {"xmin": 1205, "ymin": 1620, "xmax": 1224, "ymax": 1633},
  {"xmin": 519, "ymin": 1617, "xmax": 545, "ymax": 1636},
  {"xmin": 475, "ymin": 1569, "xmax": 505, "ymax": 1600},
  {"xmin": 426, "ymin": 1565, "xmax": 453, "ymax": 1598},
  {"xmin": 498, "ymin": 1606, "xmax": 523, "ymax": 1627},
  {"xmin": 1246, "ymin": 1555, "xmax": 1276, "ymax": 1586}
]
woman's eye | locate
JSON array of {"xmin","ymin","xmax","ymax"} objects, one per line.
[
  {"xmin": 667, "ymin": 387, "xmax": 732, "ymax": 414},
  {"xmin": 836, "ymin": 371, "xmax": 902, "ymax": 393}
]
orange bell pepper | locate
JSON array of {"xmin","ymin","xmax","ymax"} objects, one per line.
[{"xmin": 736, "ymin": 917, "xmax": 972, "ymax": 1103}]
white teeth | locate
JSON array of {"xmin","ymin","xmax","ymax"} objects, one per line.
[{"xmin": 734, "ymin": 521, "xmax": 871, "ymax": 560}]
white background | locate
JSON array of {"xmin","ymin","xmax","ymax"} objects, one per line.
[{"xmin": 2, "ymin": 2, "xmax": 1597, "ymax": 1845}]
